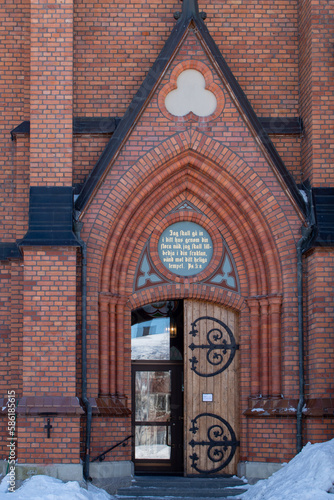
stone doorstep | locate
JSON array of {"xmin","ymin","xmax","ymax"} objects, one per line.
[{"xmin": 237, "ymin": 461, "xmax": 284, "ymax": 484}]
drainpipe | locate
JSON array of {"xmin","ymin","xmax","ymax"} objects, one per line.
[
  {"xmin": 75, "ymin": 222, "xmax": 92, "ymax": 481},
  {"xmin": 296, "ymin": 189, "xmax": 316, "ymax": 453}
]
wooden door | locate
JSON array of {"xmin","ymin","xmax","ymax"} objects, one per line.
[{"xmin": 184, "ymin": 300, "xmax": 239, "ymax": 475}]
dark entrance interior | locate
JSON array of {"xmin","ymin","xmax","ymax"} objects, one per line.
[{"xmin": 131, "ymin": 301, "xmax": 184, "ymax": 473}]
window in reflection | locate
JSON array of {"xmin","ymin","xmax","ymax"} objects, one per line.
[{"xmin": 131, "ymin": 301, "xmax": 183, "ymax": 361}]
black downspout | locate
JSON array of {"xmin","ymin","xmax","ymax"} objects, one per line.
[
  {"xmin": 296, "ymin": 227, "xmax": 311, "ymax": 453},
  {"xmin": 296, "ymin": 189, "xmax": 316, "ymax": 453},
  {"xmin": 75, "ymin": 223, "xmax": 92, "ymax": 481}
]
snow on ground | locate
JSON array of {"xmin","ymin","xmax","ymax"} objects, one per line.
[
  {"xmin": 0, "ymin": 439, "xmax": 333, "ymax": 499},
  {"xmin": 0, "ymin": 474, "xmax": 115, "ymax": 500},
  {"xmin": 239, "ymin": 438, "xmax": 334, "ymax": 500},
  {"xmin": 135, "ymin": 444, "xmax": 171, "ymax": 459}
]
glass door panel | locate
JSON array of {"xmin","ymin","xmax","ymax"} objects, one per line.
[
  {"xmin": 132, "ymin": 362, "xmax": 183, "ymax": 473},
  {"xmin": 135, "ymin": 425, "xmax": 171, "ymax": 460},
  {"xmin": 134, "ymin": 370, "xmax": 171, "ymax": 460}
]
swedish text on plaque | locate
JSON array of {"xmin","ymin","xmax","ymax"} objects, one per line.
[{"xmin": 158, "ymin": 221, "xmax": 213, "ymax": 276}]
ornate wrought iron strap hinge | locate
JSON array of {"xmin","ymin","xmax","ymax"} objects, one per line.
[
  {"xmin": 189, "ymin": 413, "xmax": 239, "ymax": 474},
  {"xmin": 188, "ymin": 316, "xmax": 239, "ymax": 377}
]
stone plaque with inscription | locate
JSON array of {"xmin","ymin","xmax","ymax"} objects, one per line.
[{"xmin": 158, "ymin": 222, "xmax": 213, "ymax": 276}]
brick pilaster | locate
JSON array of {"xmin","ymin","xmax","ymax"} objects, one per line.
[
  {"xmin": 299, "ymin": 0, "xmax": 334, "ymax": 185},
  {"xmin": 22, "ymin": 247, "xmax": 77, "ymax": 396},
  {"xmin": 30, "ymin": 0, "xmax": 73, "ymax": 186}
]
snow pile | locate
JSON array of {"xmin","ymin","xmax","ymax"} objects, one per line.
[
  {"xmin": 0, "ymin": 439, "xmax": 333, "ymax": 499},
  {"xmin": 240, "ymin": 439, "xmax": 334, "ymax": 500},
  {"xmin": 0, "ymin": 474, "xmax": 114, "ymax": 500}
]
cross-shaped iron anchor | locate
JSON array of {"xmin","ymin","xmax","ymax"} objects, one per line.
[{"xmin": 44, "ymin": 418, "xmax": 53, "ymax": 438}]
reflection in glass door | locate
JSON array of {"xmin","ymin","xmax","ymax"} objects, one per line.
[
  {"xmin": 132, "ymin": 363, "xmax": 183, "ymax": 473},
  {"xmin": 134, "ymin": 370, "xmax": 171, "ymax": 460},
  {"xmin": 131, "ymin": 301, "xmax": 184, "ymax": 473}
]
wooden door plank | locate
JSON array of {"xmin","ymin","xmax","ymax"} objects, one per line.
[{"xmin": 184, "ymin": 300, "xmax": 239, "ymax": 476}]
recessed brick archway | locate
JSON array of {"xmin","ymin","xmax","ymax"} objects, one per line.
[
  {"xmin": 99, "ymin": 149, "xmax": 282, "ymax": 298},
  {"xmin": 92, "ymin": 140, "xmax": 287, "ymax": 402}
]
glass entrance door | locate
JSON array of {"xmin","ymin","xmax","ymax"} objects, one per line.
[
  {"xmin": 131, "ymin": 301, "xmax": 184, "ymax": 473},
  {"xmin": 132, "ymin": 362, "xmax": 183, "ymax": 473}
]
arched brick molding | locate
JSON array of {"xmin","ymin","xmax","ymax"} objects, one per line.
[
  {"xmin": 87, "ymin": 136, "xmax": 294, "ymax": 401},
  {"xmin": 99, "ymin": 151, "xmax": 282, "ymax": 297}
]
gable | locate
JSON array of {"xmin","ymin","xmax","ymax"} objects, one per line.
[{"xmin": 75, "ymin": 1, "xmax": 306, "ymax": 221}]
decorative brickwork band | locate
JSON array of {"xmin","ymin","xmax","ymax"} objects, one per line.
[
  {"xmin": 248, "ymin": 295, "xmax": 282, "ymax": 399},
  {"xmin": 259, "ymin": 298, "xmax": 270, "ymax": 397},
  {"xmin": 109, "ymin": 300, "xmax": 117, "ymax": 396},
  {"xmin": 269, "ymin": 296, "xmax": 282, "ymax": 397},
  {"xmin": 98, "ymin": 294, "xmax": 121, "ymax": 396},
  {"xmin": 99, "ymin": 297, "xmax": 110, "ymax": 396},
  {"xmin": 248, "ymin": 299, "xmax": 261, "ymax": 397},
  {"xmin": 116, "ymin": 300, "xmax": 126, "ymax": 397}
]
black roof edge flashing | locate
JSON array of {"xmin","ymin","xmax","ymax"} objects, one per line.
[
  {"xmin": 11, "ymin": 118, "xmax": 121, "ymax": 140},
  {"xmin": 191, "ymin": 13, "xmax": 306, "ymax": 216},
  {"xmin": 19, "ymin": 187, "xmax": 80, "ymax": 247},
  {"xmin": 0, "ymin": 243, "xmax": 22, "ymax": 261},
  {"xmin": 312, "ymin": 187, "xmax": 334, "ymax": 247},
  {"xmin": 74, "ymin": 3, "xmax": 306, "ymax": 217},
  {"xmin": 259, "ymin": 117, "xmax": 303, "ymax": 135},
  {"xmin": 74, "ymin": 13, "xmax": 191, "ymax": 213},
  {"xmin": 10, "ymin": 117, "xmax": 302, "ymax": 140}
]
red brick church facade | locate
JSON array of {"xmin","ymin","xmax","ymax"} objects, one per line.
[{"xmin": 0, "ymin": 0, "xmax": 333, "ymax": 486}]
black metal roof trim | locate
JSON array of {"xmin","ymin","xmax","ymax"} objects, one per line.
[
  {"xmin": 73, "ymin": 117, "xmax": 120, "ymax": 135},
  {"xmin": 259, "ymin": 117, "xmax": 303, "ymax": 135},
  {"xmin": 73, "ymin": 0, "xmax": 305, "ymax": 217},
  {"xmin": 10, "ymin": 121, "xmax": 30, "ymax": 140},
  {"xmin": 19, "ymin": 187, "xmax": 80, "ymax": 247},
  {"xmin": 174, "ymin": 0, "xmax": 206, "ymax": 20},
  {"xmin": 11, "ymin": 116, "xmax": 301, "ymax": 140},
  {"xmin": 192, "ymin": 16, "xmax": 306, "ymax": 216},
  {"xmin": 75, "ymin": 16, "xmax": 190, "ymax": 213},
  {"xmin": 11, "ymin": 118, "xmax": 120, "ymax": 139},
  {"xmin": 0, "ymin": 243, "xmax": 22, "ymax": 261},
  {"xmin": 313, "ymin": 188, "xmax": 334, "ymax": 246}
]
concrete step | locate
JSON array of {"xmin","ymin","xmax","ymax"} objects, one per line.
[
  {"xmin": 124, "ymin": 479, "xmax": 244, "ymax": 490},
  {"xmin": 115, "ymin": 493, "xmax": 245, "ymax": 499},
  {"xmin": 115, "ymin": 476, "xmax": 247, "ymax": 499}
]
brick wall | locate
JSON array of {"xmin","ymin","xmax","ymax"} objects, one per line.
[
  {"xmin": 299, "ymin": 0, "xmax": 334, "ymax": 185},
  {"xmin": 305, "ymin": 419, "xmax": 334, "ymax": 445},
  {"xmin": 78, "ymin": 27, "xmax": 306, "ymax": 466},
  {"xmin": 0, "ymin": 0, "xmax": 304, "ymax": 243},
  {"xmin": 0, "ymin": 1, "xmax": 29, "ymax": 242},
  {"xmin": 89, "ymin": 417, "xmax": 132, "ymax": 462},
  {"xmin": 9, "ymin": 261, "xmax": 24, "ymax": 398},
  {"xmin": 305, "ymin": 248, "xmax": 334, "ymax": 398},
  {"xmin": 30, "ymin": 0, "xmax": 73, "ymax": 186},
  {"xmin": 0, "ymin": 264, "xmax": 12, "ymax": 393},
  {"xmin": 22, "ymin": 248, "xmax": 77, "ymax": 396},
  {"xmin": 73, "ymin": 0, "xmax": 299, "ymax": 118},
  {"xmin": 73, "ymin": 135, "xmax": 110, "ymax": 185},
  {"xmin": 0, "ymin": 0, "xmax": 333, "ymax": 471},
  {"xmin": 17, "ymin": 416, "xmax": 81, "ymax": 463},
  {"xmin": 245, "ymin": 419, "xmax": 297, "ymax": 462}
]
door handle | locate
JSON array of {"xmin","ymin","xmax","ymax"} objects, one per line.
[{"xmin": 166, "ymin": 421, "xmax": 170, "ymax": 446}]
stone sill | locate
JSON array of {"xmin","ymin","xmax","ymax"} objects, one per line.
[{"xmin": 244, "ymin": 397, "xmax": 334, "ymax": 418}]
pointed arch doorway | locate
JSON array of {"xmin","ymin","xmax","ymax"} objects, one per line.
[{"xmin": 131, "ymin": 299, "xmax": 239, "ymax": 476}]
